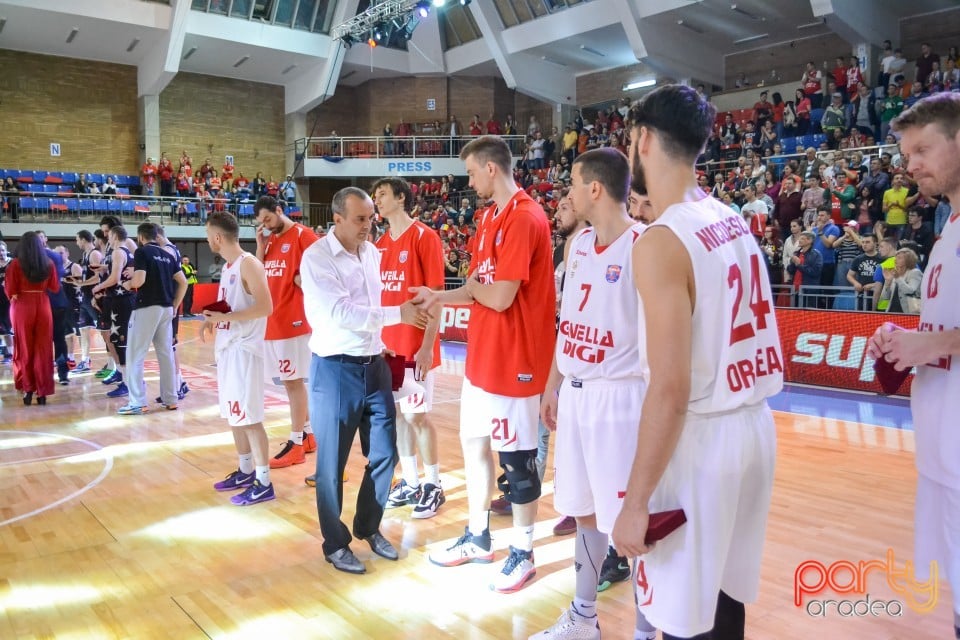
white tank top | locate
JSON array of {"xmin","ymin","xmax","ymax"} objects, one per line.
[
  {"xmin": 642, "ymin": 197, "xmax": 783, "ymax": 414},
  {"xmin": 912, "ymin": 207, "xmax": 960, "ymax": 488},
  {"xmin": 214, "ymin": 253, "xmax": 266, "ymax": 357},
  {"xmin": 557, "ymin": 223, "xmax": 647, "ymax": 381}
]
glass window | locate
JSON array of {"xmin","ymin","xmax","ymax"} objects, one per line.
[
  {"xmin": 191, "ymin": 0, "xmax": 209, "ymax": 10},
  {"xmin": 274, "ymin": 0, "xmax": 296, "ymax": 25},
  {"xmin": 209, "ymin": 0, "xmax": 228, "ymax": 14},
  {"xmin": 294, "ymin": 0, "xmax": 317, "ymax": 30},
  {"xmin": 313, "ymin": 0, "xmax": 333, "ymax": 32},
  {"xmin": 231, "ymin": 0, "xmax": 253, "ymax": 18}
]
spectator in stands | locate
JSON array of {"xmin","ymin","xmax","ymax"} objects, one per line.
[
  {"xmin": 74, "ymin": 173, "xmax": 90, "ymax": 195},
  {"xmin": 882, "ymin": 172, "xmax": 912, "ymax": 230},
  {"xmin": 901, "ymin": 208, "xmax": 935, "ymax": 267},
  {"xmin": 763, "ymin": 170, "xmax": 780, "ymax": 199},
  {"xmin": 794, "ymin": 88, "xmax": 812, "ymax": 135},
  {"xmin": 561, "ymin": 124, "xmax": 578, "ymax": 163},
  {"xmin": 179, "ymin": 150, "xmax": 193, "ymax": 177},
  {"xmin": 176, "ymin": 169, "xmax": 191, "ymax": 197},
  {"xmin": 846, "ymin": 56, "xmax": 864, "ymax": 100},
  {"xmin": 753, "ymin": 90, "xmax": 773, "ymax": 127},
  {"xmin": 832, "ymin": 56, "xmax": 848, "ymax": 100},
  {"xmin": 802, "ymin": 61, "xmax": 824, "ymax": 109},
  {"xmin": 782, "ymin": 219, "xmax": 803, "ymax": 282},
  {"xmin": 158, "ymin": 153, "xmax": 174, "ymax": 197},
  {"xmin": 529, "ymin": 130, "xmax": 546, "ymax": 169},
  {"xmin": 3, "ymin": 177, "xmax": 21, "ymax": 222},
  {"xmin": 251, "ymin": 172, "xmax": 266, "ymax": 199},
  {"xmin": 742, "ymin": 184, "xmax": 768, "ymax": 240},
  {"xmin": 267, "ymin": 176, "xmax": 280, "ymax": 198},
  {"xmin": 719, "ymin": 113, "xmax": 739, "ymax": 145},
  {"xmin": 847, "ymin": 234, "xmax": 880, "ymax": 310},
  {"xmin": 180, "ymin": 256, "xmax": 197, "ymax": 316},
  {"xmin": 932, "ymin": 194, "xmax": 950, "ymax": 237},
  {"xmin": 444, "ymin": 249, "xmax": 461, "ymax": 278},
  {"xmin": 221, "ymin": 158, "xmax": 234, "ymax": 190},
  {"xmin": 760, "ymin": 225, "xmax": 783, "ymax": 286},
  {"xmin": 209, "ymin": 170, "xmax": 222, "ymax": 197},
  {"xmin": 905, "ymin": 81, "xmax": 928, "ymax": 108},
  {"xmin": 830, "ymin": 173, "xmax": 858, "ymax": 221},
  {"xmin": 721, "ymin": 192, "xmax": 740, "ymax": 213},
  {"xmin": 850, "ymin": 84, "xmax": 879, "ymax": 139},
  {"xmin": 469, "ymin": 115, "xmax": 483, "ymax": 137},
  {"xmin": 760, "ymin": 120, "xmax": 778, "ymax": 154},
  {"xmin": 102, "ymin": 177, "xmax": 118, "ymax": 197},
  {"xmin": 756, "ymin": 178, "xmax": 775, "ymax": 212},
  {"xmin": 527, "ymin": 115, "xmax": 540, "ymax": 136},
  {"xmin": 192, "ymin": 173, "xmax": 204, "ymax": 197},
  {"xmin": 557, "ymin": 156, "xmax": 571, "ymax": 182},
  {"xmin": 798, "ymin": 148, "xmax": 825, "ymax": 183},
  {"xmin": 810, "ymin": 207, "xmax": 840, "ymax": 307},
  {"xmin": 486, "ymin": 113, "xmax": 501, "ymax": 135},
  {"xmin": 834, "ymin": 220, "xmax": 863, "ymax": 285},
  {"xmin": 926, "ymin": 60, "xmax": 944, "ymax": 92},
  {"xmin": 776, "ymin": 175, "xmax": 803, "ymax": 236},
  {"xmin": 503, "ymin": 114, "xmax": 516, "ymax": 135},
  {"xmin": 141, "ymin": 157, "xmax": 158, "ymax": 197},
  {"xmin": 782, "ymin": 97, "xmax": 799, "ymax": 139},
  {"xmin": 280, "ymin": 175, "xmax": 297, "ymax": 206},
  {"xmin": 208, "ymin": 255, "xmax": 222, "ymax": 283},
  {"xmin": 877, "ymin": 247, "xmax": 922, "ymax": 314},
  {"xmin": 234, "ymin": 173, "xmax": 250, "ymax": 196},
  {"xmin": 821, "ymin": 93, "xmax": 847, "ymax": 137},
  {"xmin": 859, "ymin": 157, "xmax": 890, "ymax": 221},
  {"xmin": 915, "ymin": 43, "xmax": 940, "ymax": 85},
  {"xmin": 396, "ymin": 118, "xmax": 412, "ymax": 155},
  {"xmin": 787, "ymin": 230, "xmax": 822, "ymax": 307},
  {"xmin": 383, "ymin": 123, "xmax": 394, "ymax": 155},
  {"xmin": 199, "ymin": 158, "xmax": 214, "ymax": 182}
]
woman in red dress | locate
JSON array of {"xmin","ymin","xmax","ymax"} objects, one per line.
[{"xmin": 4, "ymin": 231, "xmax": 59, "ymax": 405}]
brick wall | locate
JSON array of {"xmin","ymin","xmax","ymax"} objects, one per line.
[
  {"xmin": 576, "ymin": 62, "xmax": 662, "ymax": 108},
  {"xmin": 159, "ymin": 72, "xmax": 286, "ymax": 183},
  {"xmin": 0, "ymin": 50, "xmax": 139, "ymax": 174}
]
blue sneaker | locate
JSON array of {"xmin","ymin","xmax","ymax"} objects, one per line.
[
  {"xmin": 117, "ymin": 404, "xmax": 148, "ymax": 415},
  {"xmin": 213, "ymin": 469, "xmax": 255, "ymax": 492},
  {"xmin": 73, "ymin": 359, "xmax": 91, "ymax": 373},
  {"xmin": 102, "ymin": 370, "xmax": 121, "ymax": 385},
  {"xmin": 230, "ymin": 479, "xmax": 275, "ymax": 505},
  {"xmin": 179, "ymin": 381, "xmax": 189, "ymax": 399},
  {"xmin": 106, "ymin": 382, "xmax": 129, "ymax": 398}
]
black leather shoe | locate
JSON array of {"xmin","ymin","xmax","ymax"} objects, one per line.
[
  {"xmin": 37, "ymin": 396, "xmax": 47, "ymax": 406},
  {"xmin": 325, "ymin": 548, "xmax": 365, "ymax": 574},
  {"xmin": 23, "ymin": 392, "xmax": 33, "ymax": 406},
  {"xmin": 364, "ymin": 532, "xmax": 398, "ymax": 561}
]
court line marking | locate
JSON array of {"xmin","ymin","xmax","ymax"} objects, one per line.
[
  {"xmin": 0, "ymin": 431, "xmax": 114, "ymax": 528},
  {"xmin": 0, "ymin": 452, "xmax": 84, "ymax": 468}
]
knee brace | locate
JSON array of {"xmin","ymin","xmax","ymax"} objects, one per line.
[{"xmin": 496, "ymin": 448, "xmax": 541, "ymax": 505}]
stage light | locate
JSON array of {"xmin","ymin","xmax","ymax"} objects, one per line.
[
  {"xmin": 460, "ymin": 0, "xmax": 471, "ymax": 5},
  {"xmin": 432, "ymin": 0, "xmax": 446, "ymax": 7},
  {"xmin": 341, "ymin": 33, "xmax": 356, "ymax": 48},
  {"xmin": 415, "ymin": 0, "xmax": 430, "ymax": 17},
  {"xmin": 374, "ymin": 27, "xmax": 383, "ymax": 41},
  {"xmin": 367, "ymin": 36, "xmax": 377, "ymax": 47}
]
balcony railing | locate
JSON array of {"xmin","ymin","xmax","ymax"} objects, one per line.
[{"xmin": 298, "ymin": 135, "xmax": 528, "ymax": 160}]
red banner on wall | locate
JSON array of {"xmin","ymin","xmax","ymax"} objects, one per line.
[{"xmin": 439, "ymin": 305, "xmax": 920, "ymax": 396}]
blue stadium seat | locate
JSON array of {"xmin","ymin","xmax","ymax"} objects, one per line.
[
  {"xmin": 61, "ymin": 172, "xmax": 78, "ymax": 184},
  {"xmin": 79, "ymin": 197, "xmax": 96, "ymax": 213},
  {"xmin": 50, "ymin": 198, "xmax": 68, "ymax": 213},
  {"xmin": 32, "ymin": 171, "xmax": 48, "ymax": 183},
  {"xmin": 812, "ymin": 134, "xmax": 827, "ymax": 148},
  {"xmin": 65, "ymin": 198, "xmax": 80, "ymax": 213},
  {"xmin": 43, "ymin": 184, "xmax": 58, "ymax": 193},
  {"xmin": 133, "ymin": 201, "xmax": 151, "ymax": 214},
  {"xmin": 121, "ymin": 201, "xmax": 135, "ymax": 214},
  {"xmin": 185, "ymin": 202, "xmax": 198, "ymax": 216},
  {"xmin": 20, "ymin": 197, "xmax": 35, "ymax": 211},
  {"xmin": 87, "ymin": 173, "xmax": 105, "ymax": 185},
  {"xmin": 0, "ymin": 169, "xmax": 9, "ymax": 180},
  {"xmin": 107, "ymin": 200, "xmax": 121, "ymax": 213},
  {"xmin": 238, "ymin": 204, "xmax": 254, "ymax": 217},
  {"xmin": 33, "ymin": 197, "xmax": 50, "ymax": 212},
  {"xmin": 94, "ymin": 199, "xmax": 110, "ymax": 213},
  {"xmin": 45, "ymin": 171, "xmax": 64, "ymax": 184},
  {"xmin": 117, "ymin": 187, "xmax": 130, "ymax": 196},
  {"xmin": 779, "ymin": 137, "xmax": 795, "ymax": 152}
]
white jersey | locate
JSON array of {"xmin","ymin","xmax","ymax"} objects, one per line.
[
  {"xmin": 557, "ymin": 223, "xmax": 646, "ymax": 381},
  {"xmin": 912, "ymin": 207, "xmax": 960, "ymax": 489},
  {"xmin": 214, "ymin": 253, "xmax": 266, "ymax": 357},
  {"xmin": 642, "ymin": 197, "xmax": 783, "ymax": 414}
]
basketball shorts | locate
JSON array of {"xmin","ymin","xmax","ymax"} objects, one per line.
[
  {"xmin": 264, "ymin": 335, "xmax": 311, "ymax": 381},
  {"xmin": 394, "ymin": 367, "xmax": 436, "ymax": 414},
  {"xmin": 217, "ymin": 346, "xmax": 265, "ymax": 428},
  {"xmin": 460, "ymin": 377, "xmax": 539, "ymax": 452},
  {"xmin": 553, "ymin": 376, "xmax": 646, "ymax": 534},
  {"xmin": 96, "ymin": 296, "xmax": 112, "ymax": 332},
  {"xmin": 636, "ymin": 402, "xmax": 776, "ymax": 638},
  {"xmin": 915, "ymin": 473, "xmax": 960, "ymax": 607},
  {"xmin": 78, "ymin": 300, "xmax": 98, "ymax": 330}
]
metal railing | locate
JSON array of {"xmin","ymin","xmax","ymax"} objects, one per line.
[
  {"xmin": 297, "ymin": 134, "xmax": 528, "ymax": 160},
  {"xmin": 772, "ymin": 283, "xmax": 918, "ymax": 314},
  {"xmin": 696, "ymin": 142, "xmax": 901, "ymax": 179}
]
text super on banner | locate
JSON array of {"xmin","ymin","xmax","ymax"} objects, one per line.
[{"xmin": 439, "ymin": 305, "xmax": 920, "ymax": 396}]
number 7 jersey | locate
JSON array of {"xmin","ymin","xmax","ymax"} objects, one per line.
[
  {"xmin": 556, "ymin": 223, "xmax": 648, "ymax": 381},
  {"xmin": 644, "ymin": 197, "xmax": 783, "ymax": 414}
]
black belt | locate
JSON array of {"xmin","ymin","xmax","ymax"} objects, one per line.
[{"xmin": 324, "ymin": 353, "xmax": 381, "ymax": 365}]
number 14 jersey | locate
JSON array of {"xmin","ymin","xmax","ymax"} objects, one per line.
[
  {"xmin": 556, "ymin": 223, "xmax": 647, "ymax": 382},
  {"xmin": 644, "ymin": 197, "xmax": 783, "ymax": 414}
]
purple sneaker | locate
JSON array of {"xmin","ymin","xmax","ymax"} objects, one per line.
[
  {"xmin": 230, "ymin": 479, "xmax": 275, "ymax": 506},
  {"xmin": 213, "ymin": 469, "xmax": 255, "ymax": 492}
]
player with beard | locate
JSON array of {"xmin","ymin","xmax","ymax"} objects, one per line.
[
  {"xmin": 614, "ymin": 85, "xmax": 783, "ymax": 640},
  {"xmin": 868, "ymin": 93, "xmax": 960, "ymax": 640}
]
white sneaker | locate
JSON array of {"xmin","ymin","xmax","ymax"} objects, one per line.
[
  {"xmin": 429, "ymin": 527, "xmax": 494, "ymax": 566},
  {"xmin": 411, "ymin": 483, "xmax": 445, "ymax": 519},
  {"xmin": 528, "ymin": 607, "xmax": 601, "ymax": 639},
  {"xmin": 490, "ymin": 545, "xmax": 536, "ymax": 593}
]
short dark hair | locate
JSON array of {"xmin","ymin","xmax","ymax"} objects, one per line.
[
  {"xmin": 572, "ymin": 148, "xmax": 630, "ymax": 204},
  {"xmin": 137, "ymin": 222, "xmax": 159, "ymax": 242},
  {"xmin": 460, "ymin": 135, "xmax": 512, "ymax": 175},
  {"xmin": 99, "ymin": 215, "xmax": 122, "ymax": 229},
  {"xmin": 110, "ymin": 225, "xmax": 128, "ymax": 242},
  {"xmin": 627, "ymin": 84, "xmax": 716, "ymax": 162},
  {"xmin": 892, "ymin": 92, "xmax": 960, "ymax": 139},
  {"xmin": 94, "ymin": 229, "xmax": 106, "ymax": 243},
  {"xmin": 207, "ymin": 211, "xmax": 240, "ymax": 240},
  {"xmin": 76, "ymin": 229, "xmax": 94, "ymax": 243},
  {"xmin": 371, "ymin": 177, "xmax": 413, "ymax": 213},
  {"xmin": 255, "ymin": 195, "xmax": 281, "ymax": 215}
]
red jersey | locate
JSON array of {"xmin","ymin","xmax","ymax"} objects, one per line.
[
  {"xmin": 486, "ymin": 120, "xmax": 501, "ymax": 135},
  {"xmin": 263, "ymin": 223, "xmax": 318, "ymax": 340},
  {"xmin": 376, "ymin": 220, "xmax": 445, "ymax": 367},
  {"xmin": 222, "ymin": 163, "xmax": 234, "ymax": 180},
  {"xmin": 141, "ymin": 163, "xmax": 157, "ymax": 186},
  {"xmin": 467, "ymin": 189, "xmax": 555, "ymax": 396},
  {"xmin": 266, "ymin": 181, "xmax": 279, "ymax": 196},
  {"xmin": 235, "ymin": 176, "xmax": 249, "ymax": 189},
  {"xmin": 209, "ymin": 177, "xmax": 222, "ymax": 192}
]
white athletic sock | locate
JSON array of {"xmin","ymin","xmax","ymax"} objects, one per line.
[
  {"xmin": 290, "ymin": 431, "xmax": 303, "ymax": 445},
  {"xmin": 302, "ymin": 423, "xmax": 313, "ymax": 435},
  {"xmin": 108, "ymin": 356, "xmax": 116, "ymax": 370},
  {"xmin": 400, "ymin": 455, "xmax": 420, "ymax": 488},
  {"xmin": 468, "ymin": 511, "xmax": 489, "ymax": 537},
  {"xmin": 117, "ymin": 364, "xmax": 125, "ymax": 378},
  {"xmin": 80, "ymin": 331, "xmax": 90, "ymax": 361},
  {"xmin": 424, "ymin": 463, "xmax": 441, "ymax": 486},
  {"xmin": 255, "ymin": 465, "xmax": 270, "ymax": 487},
  {"xmin": 238, "ymin": 453, "xmax": 254, "ymax": 474},
  {"xmin": 512, "ymin": 524, "xmax": 535, "ymax": 553}
]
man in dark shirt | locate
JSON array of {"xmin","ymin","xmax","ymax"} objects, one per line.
[
  {"xmin": 118, "ymin": 222, "xmax": 187, "ymax": 415},
  {"xmin": 36, "ymin": 231, "xmax": 71, "ymax": 384},
  {"xmin": 900, "ymin": 208, "xmax": 935, "ymax": 268},
  {"xmin": 847, "ymin": 235, "xmax": 881, "ymax": 310},
  {"xmin": 776, "ymin": 175, "xmax": 803, "ymax": 237}
]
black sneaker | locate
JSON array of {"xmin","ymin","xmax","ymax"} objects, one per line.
[
  {"xmin": 411, "ymin": 483, "xmax": 445, "ymax": 519},
  {"xmin": 597, "ymin": 546, "xmax": 630, "ymax": 592},
  {"xmin": 386, "ymin": 479, "xmax": 422, "ymax": 508}
]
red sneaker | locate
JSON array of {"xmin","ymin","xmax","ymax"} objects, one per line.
[
  {"xmin": 303, "ymin": 432, "xmax": 317, "ymax": 454},
  {"xmin": 269, "ymin": 440, "xmax": 305, "ymax": 468}
]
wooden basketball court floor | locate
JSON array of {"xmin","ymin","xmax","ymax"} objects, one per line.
[{"xmin": 0, "ymin": 320, "xmax": 951, "ymax": 639}]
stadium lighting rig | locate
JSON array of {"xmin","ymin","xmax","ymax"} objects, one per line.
[{"xmin": 333, "ymin": 0, "xmax": 469, "ymax": 48}]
